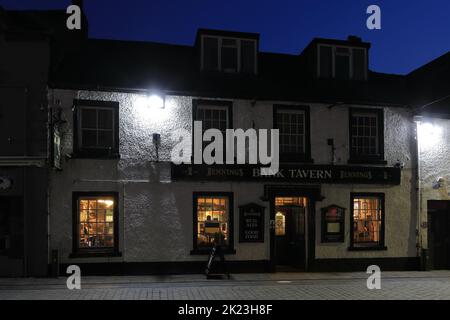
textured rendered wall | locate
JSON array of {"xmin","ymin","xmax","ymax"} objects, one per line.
[
  {"xmin": 418, "ymin": 118, "xmax": 450, "ymax": 249},
  {"xmin": 49, "ymin": 89, "xmax": 417, "ymax": 264}
]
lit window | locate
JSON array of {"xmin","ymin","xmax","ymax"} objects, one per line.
[
  {"xmin": 74, "ymin": 193, "xmax": 118, "ymax": 253},
  {"xmin": 350, "ymin": 108, "xmax": 384, "ymax": 161},
  {"xmin": 351, "ymin": 194, "xmax": 384, "ymax": 248},
  {"xmin": 275, "ymin": 212, "xmax": 286, "ymax": 236},
  {"xmin": 194, "ymin": 193, "xmax": 232, "ymax": 250}
]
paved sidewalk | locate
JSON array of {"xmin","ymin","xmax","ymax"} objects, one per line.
[{"xmin": 1, "ymin": 271, "xmax": 450, "ymax": 300}]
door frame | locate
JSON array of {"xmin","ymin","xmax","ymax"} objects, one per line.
[
  {"xmin": 266, "ymin": 185, "xmax": 322, "ymax": 272},
  {"xmin": 427, "ymin": 200, "xmax": 450, "ymax": 270}
]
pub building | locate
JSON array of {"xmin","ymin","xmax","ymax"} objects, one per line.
[{"xmin": 47, "ymin": 28, "xmax": 419, "ymax": 275}]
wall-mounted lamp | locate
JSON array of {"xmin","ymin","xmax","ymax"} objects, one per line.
[
  {"xmin": 415, "ymin": 118, "xmax": 443, "ymax": 149},
  {"xmin": 148, "ymin": 93, "xmax": 165, "ymax": 109}
]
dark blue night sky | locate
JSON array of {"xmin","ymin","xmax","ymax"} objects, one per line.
[{"xmin": 1, "ymin": 0, "xmax": 449, "ymax": 75}]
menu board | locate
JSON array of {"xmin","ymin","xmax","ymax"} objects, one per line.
[
  {"xmin": 239, "ymin": 203, "xmax": 265, "ymax": 243},
  {"xmin": 321, "ymin": 205, "xmax": 345, "ymax": 242}
]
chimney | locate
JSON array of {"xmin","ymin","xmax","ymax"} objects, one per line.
[
  {"xmin": 347, "ymin": 35, "xmax": 362, "ymax": 43},
  {"xmin": 72, "ymin": 0, "xmax": 83, "ymax": 11}
]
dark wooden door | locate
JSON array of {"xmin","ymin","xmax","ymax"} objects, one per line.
[
  {"xmin": 275, "ymin": 206, "xmax": 306, "ymax": 269},
  {"xmin": 428, "ymin": 201, "xmax": 450, "ymax": 269}
]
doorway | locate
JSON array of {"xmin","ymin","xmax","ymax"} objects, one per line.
[
  {"xmin": 0, "ymin": 196, "xmax": 24, "ymax": 277},
  {"xmin": 428, "ymin": 200, "xmax": 450, "ymax": 269},
  {"xmin": 273, "ymin": 197, "xmax": 308, "ymax": 271}
]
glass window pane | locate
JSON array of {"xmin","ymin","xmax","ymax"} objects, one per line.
[
  {"xmin": 203, "ymin": 37, "xmax": 219, "ymax": 71},
  {"xmin": 353, "ymin": 48, "xmax": 366, "ymax": 80},
  {"xmin": 78, "ymin": 196, "xmax": 115, "ymax": 250},
  {"xmin": 222, "ymin": 46, "xmax": 238, "ymax": 72},
  {"xmin": 196, "ymin": 196, "xmax": 229, "ymax": 248},
  {"xmin": 98, "ymin": 109, "xmax": 113, "ymax": 129},
  {"xmin": 81, "ymin": 108, "xmax": 96, "ymax": 129},
  {"xmin": 241, "ymin": 40, "xmax": 256, "ymax": 74},
  {"xmin": 82, "ymin": 130, "xmax": 96, "ymax": 147},
  {"xmin": 98, "ymin": 130, "xmax": 113, "ymax": 148},
  {"xmin": 335, "ymin": 54, "xmax": 350, "ymax": 79},
  {"xmin": 353, "ymin": 196, "xmax": 382, "ymax": 247},
  {"xmin": 319, "ymin": 46, "xmax": 332, "ymax": 78}
]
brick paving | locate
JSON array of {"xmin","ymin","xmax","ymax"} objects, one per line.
[{"xmin": 1, "ymin": 271, "xmax": 450, "ymax": 300}]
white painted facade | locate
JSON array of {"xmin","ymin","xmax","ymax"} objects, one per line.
[
  {"xmin": 48, "ymin": 88, "xmax": 418, "ymax": 269},
  {"xmin": 417, "ymin": 118, "xmax": 450, "ymax": 250}
]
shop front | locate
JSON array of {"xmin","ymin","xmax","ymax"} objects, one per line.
[{"xmin": 173, "ymin": 163, "xmax": 404, "ymax": 272}]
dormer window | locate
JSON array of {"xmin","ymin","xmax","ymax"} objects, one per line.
[
  {"xmin": 318, "ymin": 45, "xmax": 367, "ymax": 80},
  {"xmin": 200, "ymin": 35, "xmax": 257, "ymax": 74}
]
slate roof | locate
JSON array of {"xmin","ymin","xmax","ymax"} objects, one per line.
[
  {"xmin": 49, "ymin": 37, "xmax": 409, "ymax": 106},
  {"xmin": 407, "ymin": 51, "xmax": 450, "ymax": 116}
]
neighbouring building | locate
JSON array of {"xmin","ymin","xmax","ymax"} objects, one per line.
[
  {"xmin": 47, "ymin": 28, "xmax": 422, "ymax": 275},
  {"xmin": 408, "ymin": 52, "xmax": 450, "ymax": 270},
  {"xmin": 0, "ymin": 3, "xmax": 86, "ymax": 277}
]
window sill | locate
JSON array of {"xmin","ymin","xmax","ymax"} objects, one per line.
[
  {"xmin": 348, "ymin": 246, "xmax": 387, "ymax": 251},
  {"xmin": 347, "ymin": 159, "xmax": 387, "ymax": 165},
  {"xmin": 279, "ymin": 155, "xmax": 314, "ymax": 164},
  {"xmin": 69, "ymin": 251, "xmax": 122, "ymax": 258},
  {"xmin": 70, "ymin": 152, "xmax": 121, "ymax": 160},
  {"xmin": 190, "ymin": 248, "xmax": 236, "ymax": 255}
]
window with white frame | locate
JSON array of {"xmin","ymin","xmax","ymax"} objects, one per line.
[
  {"xmin": 275, "ymin": 108, "xmax": 306, "ymax": 154},
  {"xmin": 318, "ymin": 45, "xmax": 367, "ymax": 80},
  {"xmin": 201, "ymin": 36, "xmax": 257, "ymax": 74},
  {"xmin": 193, "ymin": 100, "xmax": 232, "ymax": 158},
  {"xmin": 350, "ymin": 108, "xmax": 383, "ymax": 159}
]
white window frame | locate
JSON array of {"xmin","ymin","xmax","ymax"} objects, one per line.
[
  {"xmin": 317, "ymin": 44, "xmax": 367, "ymax": 80},
  {"xmin": 195, "ymin": 104, "xmax": 230, "ymax": 131},
  {"xmin": 351, "ymin": 111, "xmax": 379, "ymax": 156},
  {"xmin": 200, "ymin": 35, "xmax": 257, "ymax": 74},
  {"xmin": 276, "ymin": 108, "xmax": 306, "ymax": 154}
]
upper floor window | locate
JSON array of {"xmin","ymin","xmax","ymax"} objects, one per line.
[
  {"xmin": 201, "ymin": 36, "xmax": 257, "ymax": 74},
  {"xmin": 193, "ymin": 100, "xmax": 232, "ymax": 158},
  {"xmin": 274, "ymin": 105, "xmax": 312, "ymax": 163},
  {"xmin": 349, "ymin": 108, "xmax": 384, "ymax": 163},
  {"xmin": 318, "ymin": 45, "xmax": 367, "ymax": 80},
  {"xmin": 73, "ymin": 99, "xmax": 119, "ymax": 158}
]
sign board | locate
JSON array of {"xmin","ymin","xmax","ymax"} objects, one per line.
[
  {"xmin": 53, "ymin": 126, "xmax": 62, "ymax": 170},
  {"xmin": 321, "ymin": 205, "xmax": 345, "ymax": 243},
  {"xmin": 172, "ymin": 164, "xmax": 401, "ymax": 185},
  {"xmin": 239, "ymin": 203, "xmax": 265, "ymax": 243}
]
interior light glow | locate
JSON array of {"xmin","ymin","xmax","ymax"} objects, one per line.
[{"xmin": 97, "ymin": 199, "xmax": 114, "ymax": 207}]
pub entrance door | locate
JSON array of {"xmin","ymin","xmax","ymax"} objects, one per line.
[
  {"xmin": 274, "ymin": 197, "xmax": 308, "ymax": 270},
  {"xmin": 428, "ymin": 200, "xmax": 450, "ymax": 270}
]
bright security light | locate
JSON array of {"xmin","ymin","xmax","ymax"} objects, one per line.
[
  {"xmin": 417, "ymin": 121, "xmax": 443, "ymax": 148},
  {"xmin": 148, "ymin": 94, "xmax": 164, "ymax": 109}
]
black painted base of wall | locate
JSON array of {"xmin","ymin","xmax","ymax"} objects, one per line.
[
  {"xmin": 57, "ymin": 260, "xmax": 271, "ymax": 276},
  {"xmin": 53, "ymin": 257, "xmax": 420, "ymax": 276},
  {"xmin": 311, "ymin": 257, "xmax": 421, "ymax": 272}
]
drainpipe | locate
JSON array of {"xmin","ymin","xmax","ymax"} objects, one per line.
[{"xmin": 414, "ymin": 116, "xmax": 425, "ymax": 270}]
